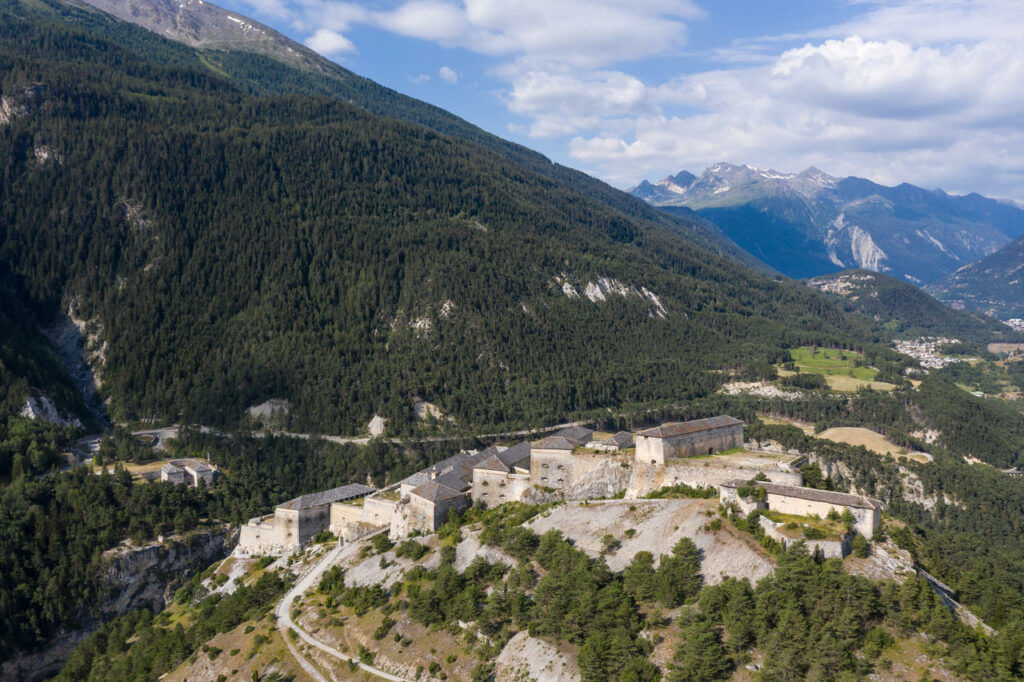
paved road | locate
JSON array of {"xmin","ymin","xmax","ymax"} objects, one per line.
[
  {"xmin": 129, "ymin": 419, "xmax": 591, "ymax": 448},
  {"xmin": 276, "ymin": 543, "xmax": 407, "ymax": 682}
]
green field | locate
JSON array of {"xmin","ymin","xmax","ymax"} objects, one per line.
[
  {"xmin": 790, "ymin": 347, "xmax": 878, "ymax": 380},
  {"xmin": 782, "ymin": 347, "xmax": 898, "ymax": 392}
]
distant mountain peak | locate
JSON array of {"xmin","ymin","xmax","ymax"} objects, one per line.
[
  {"xmin": 76, "ymin": 0, "xmax": 332, "ymax": 71},
  {"xmin": 630, "ymin": 162, "xmax": 1024, "ymax": 285}
]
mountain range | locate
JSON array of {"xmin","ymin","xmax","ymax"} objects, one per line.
[{"xmin": 631, "ymin": 163, "xmax": 1024, "ymax": 284}]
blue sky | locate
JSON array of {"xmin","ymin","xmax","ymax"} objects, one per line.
[{"xmin": 213, "ymin": 0, "xmax": 1024, "ymax": 200}]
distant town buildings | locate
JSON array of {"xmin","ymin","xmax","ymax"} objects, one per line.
[{"xmin": 893, "ymin": 337, "xmax": 975, "ymax": 369}]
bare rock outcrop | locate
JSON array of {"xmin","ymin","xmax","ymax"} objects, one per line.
[{"xmin": 1, "ymin": 529, "xmax": 233, "ymax": 682}]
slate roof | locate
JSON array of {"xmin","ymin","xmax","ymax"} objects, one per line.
[
  {"xmin": 721, "ymin": 479, "xmax": 882, "ymax": 510},
  {"xmin": 161, "ymin": 463, "xmax": 183, "ymax": 475},
  {"xmin": 474, "ymin": 454, "xmax": 510, "ymax": 473},
  {"xmin": 400, "ymin": 471, "xmax": 431, "ymax": 488},
  {"xmin": 435, "ymin": 470, "xmax": 471, "ymax": 493},
  {"xmin": 602, "ymin": 431, "xmax": 634, "ymax": 448},
  {"xmin": 277, "ymin": 483, "xmax": 375, "ymax": 511},
  {"xmin": 411, "ymin": 480, "xmax": 466, "ymax": 503},
  {"xmin": 636, "ymin": 416, "xmax": 742, "ymax": 439},
  {"xmin": 531, "ymin": 435, "xmax": 578, "ymax": 450},
  {"xmin": 497, "ymin": 442, "xmax": 532, "ymax": 468},
  {"xmin": 170, "ymin": 458, "xmax": 213, "ymax": 472},
  {"xmin": 553, "ymin": 426, "xmax": 594, "ymax": 444}
]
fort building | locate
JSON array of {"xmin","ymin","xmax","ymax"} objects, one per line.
[
  {"xmin": 471, "ymin": 442, "xmax": 533, "ymax": 505},
  {"xmin": 238, "ymin": 483, "xmax": 373, "ymax": 553},
  {"xmin": 719, "ymin": 479, "xmax": 882, "ymax": 538},
  {"xmin": 590, "ymin": 431, "xmax": 635, "ymax": 452},
  {"xmin": 159, "ymin": 458, "xmax": 216, "ymax": 487},
  {"xmin": 635, "ymin": 416, "xmax": 743, "ymax": 465}
]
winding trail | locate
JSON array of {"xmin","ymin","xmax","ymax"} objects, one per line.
[{"xmin": 276, "ymin": 543, "xmax": 407, "ymax": 682}]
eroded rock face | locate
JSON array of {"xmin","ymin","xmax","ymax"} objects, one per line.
[
  {"xmin": 564, "ymin": 458, "xmax": 631, "ymax": 500},
  {"xmin": 1, "ymin": 529, "xmax": 234, "ymax": 682}
]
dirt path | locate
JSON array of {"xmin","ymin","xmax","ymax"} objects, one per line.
[{"xmin": 276, "ymin": 542, "xmax": 407, "ymax": 682}]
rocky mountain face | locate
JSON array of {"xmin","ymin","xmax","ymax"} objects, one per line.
[
  {"xmin": 631, "ymin": 163, "xmax": 1024, "ymax": 284},
  {"xmin": 926, "ymin": 236, "xmax": 1024, "ymax": 319},
  {"xmin": 77, "ymin": 0, "xmax": 332, "ymax": 71},
  {"xmin": 1, "ymin": 530, "xmax": 231, "ymax": 682}
]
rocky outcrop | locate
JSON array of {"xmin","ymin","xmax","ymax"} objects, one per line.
[
  {"xmin": 1, "ymin": 529, "xmax": 234, "ymax": 682},
  {"xmin": 564, "ymin": 458, "xmax": 631, "ymax": 500}
]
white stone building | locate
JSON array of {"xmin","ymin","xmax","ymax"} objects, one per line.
[
  {"xmin": 635, "ymin": 416, "xmax": 743, "ymax": 465},
  {"xmin": 719, "ymin": 479, "xmax": 882, "ymax": 538},
  {"xmin": 238, "ymin": 483, "xmax": 374, "ymax": 553},
  {"xmin": 159, "ymin": 459, "xmax": 216, "ymax": 487}
]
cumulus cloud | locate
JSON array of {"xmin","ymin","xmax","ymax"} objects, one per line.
[
  {"xmin": 304, "ymin": 28, "xmax": 357, "ymax": 56},
  {"xmin": 507, "ymin": 69, "xmax": 653, "ymax": 138},
  {"xmin": 568, "ymin": 29, "xmax": 1024, "ymax": 196},
  {"xmin": 266, "ymin": 0, "xmax": 1024, "ymax": 198},
  {"xmin": 439, "ymin": 65, "xmax": 459, "ymax": 84},
  {"xmin": 293, "ymin": 0, "xmax": 701, "ymax": 68}
]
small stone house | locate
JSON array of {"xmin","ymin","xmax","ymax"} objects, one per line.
[
  {"xmin": 160, "ymin": 463, "xmax": 187, "ymax": 484},
  {"xmin": 635, "ymin": 416, "xmax": 743, "ymax": 465},
  {"xmin": 160, "ymin": 459, "xmax": 216, "ymax": 486}
]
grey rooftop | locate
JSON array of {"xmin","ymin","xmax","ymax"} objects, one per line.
[
  {"xmin": 277, "ymin": 483, "xmax": 375, "ymax": 511},
  {"xmin": 636, "ymin": 416, "xmax": 743, "ymax": 439},
  {"xmin": 721, "ymin": 479, "xmax": 882, "ymax": 510}
]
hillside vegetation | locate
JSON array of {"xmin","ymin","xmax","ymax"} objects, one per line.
[
  {"xmin": 927, "ymin": 235, "xmax": 1024, "ymax": 319},
  {"xmin": 809, "ymin": 269, "xmax": 1019, "ymax": 344},
  {"xmin": 0, "ymin": 0, "xmax": 874, "ymax": 434}
]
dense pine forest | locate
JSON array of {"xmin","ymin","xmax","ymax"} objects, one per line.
[{"xmin": 0, "ymin": 0, "xmax": 880, "ymax": 435}]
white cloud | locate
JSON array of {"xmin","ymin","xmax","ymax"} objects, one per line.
[
  {"xmin": 439, "ymin": 65, "xmax": 459, "ymax": 84},
  {"xmin": 562, "ymin": 2, "xmax": 1024, "ymax": 199},
  {"xmin": 275, "ymin": 0, "xmax": 1024, "ymax": 198},
  {"xmin": 410, "ymin": 73, "xmax": 432, "ymax": 84},
  {"xmin": 304, "ymin": 28, "xmax": 357, "ymax": 56},
  {"xmin": 295, "ymin": 0, "xmax": 701, "ymax": 68},
  {"xmin": 507, "ymin": 69, "xmax": 653, "ymax": 138}
]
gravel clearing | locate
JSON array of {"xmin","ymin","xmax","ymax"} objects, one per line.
[
  {"xmin": 494, "ymin": 631, "xmax": 580, "ymax": 682},
  {"xmin": 527, "ymin": 499, "xmax": 773, "ymax": 584}
]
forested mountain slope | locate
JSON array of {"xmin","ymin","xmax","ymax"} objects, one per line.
[
  {"xmin": 807, "ymin": 269, "xmax": 1020, "ymax": 344},
  {"xmin": 0, "ymin": 0, "xmax": 876, "ymax": 433},
  {"xmin": 927, "ymin": 235, "xmax": 1024, "ymax": 319},
  {"xmin": 71, "ymin": 0, "xmax": 762, "ymax": 272}
]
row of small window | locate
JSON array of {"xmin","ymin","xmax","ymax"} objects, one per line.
[
  {"xmin": 540, "ymin": 464, "xmax": 566, "ymax": 470},
  {"xmin": 479, "ymin": 492, "xmax": 507, "ymax": 498},
  {"xmin": 539, "ymin": 477, "xmax": 564, "ymax": 483}
]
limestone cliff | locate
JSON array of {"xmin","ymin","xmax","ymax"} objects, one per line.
[{"xmin": 1, "ymin": 529, "xmax": 234, "ymax": 681}]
